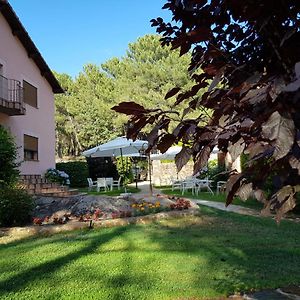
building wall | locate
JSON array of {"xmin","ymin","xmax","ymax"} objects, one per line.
[
  {"xmin": 0, "ymin": 14, "xmax": 55, "ymax": 175},
  {"xmin": 152, "ymin": 160, "xmax": 194, "ymax": 186}
]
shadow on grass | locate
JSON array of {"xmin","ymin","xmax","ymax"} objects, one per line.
[
  {"xmin": 0, "ymin": 227, "xmax": 127, "ymax": 296},
  {"xmin": 146, "ymin": 207, "xmax": 300, "ymax": 295},
  {"xmin": 1, "ymin": 207, "xmax": 300, "ymax": 299}
]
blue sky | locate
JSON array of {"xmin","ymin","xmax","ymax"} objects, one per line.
[{"xmin": 10, "ymin": 0, "xmax": 171, "ymax": 77}]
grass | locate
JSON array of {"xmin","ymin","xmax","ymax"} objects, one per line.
[
  {"xmin": 77, "ymin": 186, "xmax": 140, "ymax": 196},
  {"xmin": 1, "ymin": 207, "xmax": 300, "ymax": 299},
  {"xmin": 160, "ymin": 188, "xmax": 264, "ymax": 210}
]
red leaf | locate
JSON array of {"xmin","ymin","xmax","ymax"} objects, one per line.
[
  {"xmin": 127, "ymin": 116, "xmax": 148, "ymax": 139},
  {"xmin": 165, "ymin": 87, "xmax": 181, "ymax": 99},
  {"xmin": 175, "ymin": 146, "xmax": 192, "ymax": 172},
  {"xmin": 193, "ymin": 146, "xmax": 211, "ymax": 175},
  {"xmin": 187, "ymin": 28, "xmax": 211, "ymax": 43},
  {"xmin": 157, "ymin": 134, "xmax": 176, "ymax": 153},
  {"xmin": 112, "ymin": 102, "xmax": 149, "ymax": 116},
  {"xmin": 180, "ymin": 43, "xmax": 191, "ymax": 56},
  {"xmin": 226, "ymin": 173, "xmax": 243, "ymax": 206}
]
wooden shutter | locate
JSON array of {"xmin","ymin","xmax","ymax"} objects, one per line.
[
  {"xmin": 24, "ymin": 134, "xmax": 38, "ymax": 151},
  {"xmin": 23, "ymin": 80, "xmax": 37, "ymax": 107}
]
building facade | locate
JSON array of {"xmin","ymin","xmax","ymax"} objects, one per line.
[{"xmin": 0, "ymin": 1, "xmax": 63, "ymax": 175}]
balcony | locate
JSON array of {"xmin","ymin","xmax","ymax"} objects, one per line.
[{"xmin": 0, "ymin": 75, "xmax": 25, "ymax": 115}]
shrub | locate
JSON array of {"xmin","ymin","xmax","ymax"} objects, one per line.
[
  {"xmin": 0, "ymin": 125, "xmax": 19, "ymax": 187},
  {"xmin": 86, "ymin": 157, "xmax": 118, "ymax": 181},
  {"xmin": 0, "ymin": 187, "xmax": 34, "ymax": 226},
  {"xmin": 116, "ymin": 157, "xmax": 133, "ymax": 184},
  {"xmin": 56, "ymin": 161, "xmax": 89, "ymax": 187},
  {"xmin": 45, "ymin": 168, "xmax": 70, "ymax": 185}
]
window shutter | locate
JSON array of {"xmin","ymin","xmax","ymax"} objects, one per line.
[
  {"xmin": 23, "ymin": 80, "xmax": 37, "ymax": 107},
  {"xmin": 24, "ymin": 134, "xmax": 38, "ymax": 151}
]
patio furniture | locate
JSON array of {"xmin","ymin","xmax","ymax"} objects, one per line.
[
  {"xmin": 217, "ymin": 181, "xmax": 227, "ymax": 194},
  {"xmin": 111, "ymin": 176, "xmax": 122, "ymax": 190},
  {"xmin": 181, "ymin": 177, "xmax": 198, "ymax": 195},
  {"xmin": 97, "ymin": 178, "xmax": 107, "ymax": 192},
  {"xmin": 170, "ymin": 177, "xmax": 182, "ymax": 191},
  {"xmin": 87, "ymin": 178, "xmax": 97, "ymax": 191},
  {"xmin": 105, "ymin": 177, "xmax": 114, "ymax": 191},
  {"xmin": 195, "ymin": 178, "xmax": 214, "ymax": 195}
]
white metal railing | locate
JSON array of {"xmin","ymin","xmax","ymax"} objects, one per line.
[{"xmin": 0, "ymin": 74, "xmax": 23, "ymax": 104}]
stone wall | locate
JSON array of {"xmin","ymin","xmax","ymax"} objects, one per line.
[{"xmin": 151, "ymin": 160, "xmax": 194, "ymax": 186}]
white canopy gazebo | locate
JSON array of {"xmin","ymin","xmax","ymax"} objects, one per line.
[
  {"xmin": 82, "ymin": 137, "xmax": 149, "ymax": 191},
  {"xmin": 82, "ymin": 137, "xmax": 148, "ymax": 158}
]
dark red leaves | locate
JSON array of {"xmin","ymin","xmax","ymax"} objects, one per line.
[
  {"xmin": 157, "ymin": 133, "xmax": 176, "ymax": 153},
  {"xmin": 175, "ymin": 146, "xmax": 192, "ymax": 172},
  {"xmin": 165, "ymin": 87, "xmax": 181, "ymax": 99},
  {"xmin": 112, "ymin": 102, "xmax": 149, "ymax": 116},
  {"xmin": 112, "ymin": 0, "xmax": 300, "ymax": 220},
  {"xmin": 193, "ymin": 146, "xmax": 211, "ymax": 175},
  {"xmin": 187, "ymin": 28, "xmax": 211, "ymax": 43}
]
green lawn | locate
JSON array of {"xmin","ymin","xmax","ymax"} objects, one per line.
[
  {"xmin": 1, "ymin": 207, "xmax": 300, "ymax": 299},
  {"xmin": 161, "ymin": 188, "xmax": 264, "ymax": 210},
  {"xmin": 78, "ymin": 186, "xmax": 140, "ymax": 196}
]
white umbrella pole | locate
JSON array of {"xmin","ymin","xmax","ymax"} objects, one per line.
[
  {"xmin": 148, "ymin": 153, "xmax": 153, "ymax": 195},
  {"xmin": 120, "ymin": 148, "xmax": 127, "ymax": 193}
]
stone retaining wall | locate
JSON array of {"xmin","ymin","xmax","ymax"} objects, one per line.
[
  {"xmin": 152, "ymin": 160, "xmax": 194, "ymax": 186},
  {"xmin": 0, "ymin": 209, "xmax": 200, "ymax": 243}
]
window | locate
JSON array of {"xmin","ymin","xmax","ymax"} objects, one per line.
[
  {"xmin": 23, "ymin": 80, "xmax": 37, "ymax": 108},
  {"xmin": 24, "ymin": 134, "xmax": 38, "ymax": 161}
]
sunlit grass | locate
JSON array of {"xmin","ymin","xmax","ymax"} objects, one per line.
[
  {"xmin": 0, "ymin": 207, "xmax": 300, "ymax": 299},
  {"xmin": 78, "ymin": 186, "xmax": 140, "ymax": 196},
  {"xmin": 160, "ymin": 187, "xmax": 264, "ymax": 210}
]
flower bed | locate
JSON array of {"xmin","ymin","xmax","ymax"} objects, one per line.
[{"xmin": 32, "ymin": 196, "xmax": 193, "ymax": 226}]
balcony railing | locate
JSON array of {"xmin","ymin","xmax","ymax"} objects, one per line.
[{"xmin": 0, "ymin": 74, "xmax": 25, "ymax": 115}]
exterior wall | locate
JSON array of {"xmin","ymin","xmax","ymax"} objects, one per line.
[
  {"xmin": 0, "ymin": 14, "xmax": 55, "ymax": 175},
  {"xmin": 151, "ymin": 152, "xmax": 227, "ymax": 186},
  {"xmin": 152, "ymin": 160, "xmax": 194, "ymax": 186}
]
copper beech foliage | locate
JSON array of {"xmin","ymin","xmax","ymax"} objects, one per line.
[{"xmin": 112, "ymin": 0, "xmax": 300, "ymax": 221}]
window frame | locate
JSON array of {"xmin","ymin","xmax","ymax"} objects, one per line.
[
  {"xmin": 22, "ymin": 79, "xmax": 38, "ymax": 108},
  {"xmin": 23, "ymin": 134, "xmax": 39, "ymax": 161}
]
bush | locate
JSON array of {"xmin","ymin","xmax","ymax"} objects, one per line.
[
  {"xmin": 56, "ymin": 161, "xmax": 89, "ymax": 187},
  {"xmin": 0, "ymin": 125, "xmax": 19, "ymax": 187},
  {"xmin": 116, "ymin": 156, "xmax": 133, "ymax": 184},
  {"xmin": 45, "ymin": 168, "xmax": 70, "ymax": 185},
  {"xmin": 0, "ymin": 187, "xmax": 34, "ymax": 226},
  {"xmin": 86, "ymin": 157, "xmax": 118, "ymax": 181}
]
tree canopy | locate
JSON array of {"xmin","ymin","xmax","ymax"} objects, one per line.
[
  {"xmin": 55, "ymin": 34, "xmax": 193, "ymax": 157},
  {"xmin": 113, "ymin": 0, "xmax": 300, "ymax": 220}
]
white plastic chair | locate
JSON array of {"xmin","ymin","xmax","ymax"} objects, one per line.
[
  {"xmin": 195, "ymin": 178, "xmax": 214, "ymax": 195},
  {"xmin": 87, "ymin": 178, "xmax": 97, "ymax": 191},
  {"xmin": 105, "ymin": 177, "xmax": 113, "ymax": 191},
  {"xmin": 97, "ymin": 178, "xmax": 107, "ymax": 192},
  {"xmin": 181, "ymin": 178, "xmax": 196, "ymax": 195},
  {"xmin": 170, "ymin": 177, "xmax": 182, "ymax": 191},
  {"xmin": 111, "ymin": 177, "xmax": 122, "ymax": 190}
]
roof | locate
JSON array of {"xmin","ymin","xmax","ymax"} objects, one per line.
[{"xmin": 0, "ymin": 0, "xmax": 64, "ymax": 93}]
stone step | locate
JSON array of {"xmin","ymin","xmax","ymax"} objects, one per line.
[
  {"xmin": 25, "ymin": 183, "xmax": 63, "ymax": 189},
  {"xmin": 20, "ymin": 178, "xmax": 48, "ymax": 184},
  {"xmin": 33, "ymin": 187, "xmax": 69, "ymax": 194},
  {"xmin": 36, "ymin": 189, "xmax": 79, "ymax": 198}
]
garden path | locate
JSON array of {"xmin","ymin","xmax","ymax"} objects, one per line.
[
  {"xmin": 131, "ymin": 182, "xmax": 260, "ymax": 216},
  {"xmin": 136, "ymin": 183, "xmax": 299, "ymax": 222}
]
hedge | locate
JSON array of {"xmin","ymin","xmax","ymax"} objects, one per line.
[{"xmin": 56, "ymin": 161, "xmax": 89, "ymax": 187}]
